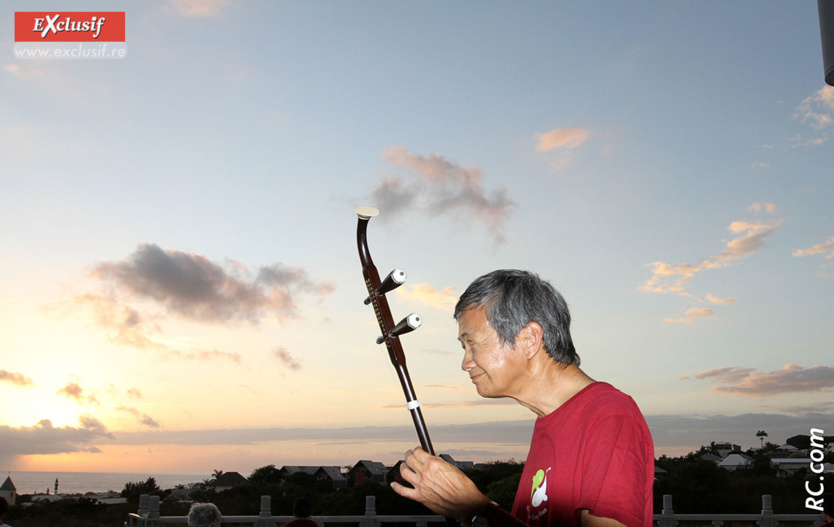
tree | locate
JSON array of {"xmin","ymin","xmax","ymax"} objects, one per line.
[
  {"xmin": 121, "ymin": 477, "xmax": 162, "ymax": 500},
  {"xmin": 755, "ymin": 430, "xmax": 768, "ymax": 448},
  {"xmin": 248, "ymin": 464, "xmax": 284, "ymax": 487}
]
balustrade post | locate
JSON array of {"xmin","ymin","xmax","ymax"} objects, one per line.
[
  {"xmin": 256, "ymin": 495, "xmax": 274, "ymax": 527},
  {"xmin": 147, "ymin": 495, "xmax": 160, "ymax": 527},
  {"xmin": 759, "ymin": 494, "xmax": 776, "ymax": 527},
  {"xmin": 658, "ymin": 494, "xmax": 677, "ymax": 527},
  {"xmin": 138, "ymin": 494, "xmax": 150, "ymax": 517},
  {"xmin": 364, "ymin": 495, "xmax": 377, "ymax": 527}
]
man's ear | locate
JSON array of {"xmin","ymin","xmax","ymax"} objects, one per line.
[{"xmin": 520, "ymin": 321, "xmax": 544, "ymax": 360}]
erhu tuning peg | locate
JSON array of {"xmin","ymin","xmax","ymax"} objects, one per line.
[
  {"xmin": 376, "ymin": 313, "xmax": 422, "ymax": 344},
  {"xmin": 364, "ymin": 269, "xmax": 406, "ymax": 305}
]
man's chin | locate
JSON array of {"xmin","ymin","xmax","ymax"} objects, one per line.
[{"xmin": 475, "ymin": 385, "xmax": 501, "ymax": 398}]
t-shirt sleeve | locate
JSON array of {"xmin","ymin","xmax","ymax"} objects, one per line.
[{"xmin": 574, "ymin": 413, "xmax": 652, "ymax": 526}]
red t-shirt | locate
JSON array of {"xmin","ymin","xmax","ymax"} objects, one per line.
[{"xmin": 511, "ymin": 382, "xmax": 654, "ymax": 526}]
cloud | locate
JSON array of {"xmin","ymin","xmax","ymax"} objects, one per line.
[
  {"xmin": 68, "ymin": 244, "xmax": 334, "ymax": 353},
  {"xmin": 167, "ymin": 349, "xmax": 242, "ymax": 363},
  {"xmin": 79, "ymin": 415, "xmax": 109, "ymax": 434},
  {"xmin": 387, "ymin": 399, "xmax": 520, "ymax": 410},
  {"xmin": 663, "ymin": 307, "xmax": 713, "ymax": 323},
  {"xmin": 71, "ymin": 293, "xmax": 162, "ymax": 349},
  {"xmin": 116, "ymin": 405, "xmax": 160, "ymax": 428},
  {"xmin": 0, "ymin": 417, "xmax": 113, "ymax": 465},
  {"xmin": 396, "ymin": 283, "xmax": 458, "ymax": 311},
  {"xmin": 534, "ymin": 127, "xmax": 591, "ymax": 170},
  {"xmin": 77, "ymin": 411, "xmax": 834, "ymax": 460},
  {"xmin": 775, "ymin": 401, "xmax": 834, "ymax": 414},
  {"xmin": 645, "ymin": 411, "xmax": 834, "ymax": 455},
  {"xmin": 642, "ymin": 210, "xmax": 779, "ymax": 295},
  {"xmin": 272, "ymin": 347, "xmax": 302, "ymax": 371},
  {"xmin": 694, "ymin": 367, "xmax": 757, "ymax": 383},
  {"xmin": 693, "ymin": 364, "xmax": 834, "ymax": 397},
  {"xmin": 4, "ymin": 64, "xmax": 44, "ymax": 80},
  {"xmin": 0, "ymin": 369, "xmax": 35, "ymax": 387},
  {"xmin": 374, "ymin": 145, "xmax": 516, "ymax": 243},
  {"xmin": 747, "ymin": 202, "xmax": 776, "ymax": 213},
  {"xmin": 794, "ymin": 85, "xmax": 834, "ymax": 130},
  {"xmin": 793, "ymin": 236, "xmax": 834, "ymax": 259},
  {"xmin": 92, "ymin": 420, "xmax": 537, "ymax": 449},
  {"xmin": 127, "ymin": 388, "xmax": 143, "ymax": 399},
  {"xmin": 169, "ymin": 0, "xmax": 229, "ymax": 17},
  {"xmin": 92, "ymin": 244, "xmax": 333, "ymax": 324},
  {"xmin": 535, "ymin": 127, "xmax": 591, "ymax": 151},
  {"xmin": 705, "ymin": 294, "xmax": 736, "ymax": 305},
  {"xmin": 57, "ymin": 382, "xmax": 100, "ymax": 406}
]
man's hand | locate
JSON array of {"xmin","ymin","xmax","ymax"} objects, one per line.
[{"xmin": 391, "ymin": 447, "xmax": 491, "ymax": 524}]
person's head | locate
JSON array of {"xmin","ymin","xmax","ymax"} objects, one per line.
[
  {"xmin": 0, "ymin": 496, "xmax": 8, "ymax": 520},
  {"xmin": 188, "ymin": 502, "xmax": 221, "ymax": 527},
  {"xmin": 293, "ymin": 496, "xmax": 311, "ymax": 518},
  {"xmin": 454, "ymin": 269, "xmax": 578, "ymax": 366}
]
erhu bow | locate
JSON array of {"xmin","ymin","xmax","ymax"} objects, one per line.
[{"xmin": 355, "ymin": 205, "xmax": 436, "ymax": 455}]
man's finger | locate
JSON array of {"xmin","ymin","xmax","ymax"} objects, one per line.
[
  {"xmin": 390, "ymin": 481, "xmax": 418, "ymax": 500},
  {"xmin": 398, "ymin": 462, "xmax": 419, "ymax": 486}
]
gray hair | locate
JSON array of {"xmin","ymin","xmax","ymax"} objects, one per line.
[
  {"xmin": 454, "ymin": 269, "xmax": 579, "ymax": 366},
  {"xmin": 188, "ymin": 502, "xmax": 222, "ymax": 527}
]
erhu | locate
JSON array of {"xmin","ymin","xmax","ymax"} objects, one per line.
[{"xmin": 355, "ymin": 205, "xmax": 437, "ymax": 454}]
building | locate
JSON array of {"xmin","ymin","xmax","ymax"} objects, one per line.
[
  {"xmin": 713, "ymin": 442, "xmax": 741, "ymax": 458},
  {"xmin": 718, "ymin": 453, "xmax": 751, "ymax": 471},
  {"xmin": 348, "ymin": 460, "xmax": 388, "ymax": 486},
  {"xmin": 314, "ymin": 466, "xmax": 347, "ymax": 489},
  {"xmin": 0, "ymin": 476, "xmax": 16, "ymax": 506},
  {"xmin": 213, "ymin": 471, "xmax": 248, "ymax": 491},
  {"xmin": 700, "ymin": 453, "xmax": 722, "ymax": 464},
  {"xmin": 279, "ymin": 465, "xmax": 347, "ymax": 489},
  {"xmin": 279, "ymin": 466, "xmax": 319, "ymax": 478}
]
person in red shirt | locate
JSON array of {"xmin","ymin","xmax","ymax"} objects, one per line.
[
  {"xmin": 286, "ymin": 497, "xmax": 318, "ymax": 527},
  {"xmin": 391, "ymin": 270, "xmax": 654, "ymax": 526}
]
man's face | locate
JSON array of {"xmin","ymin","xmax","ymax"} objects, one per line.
[{"xmin": 457, "ymin": 305, "xmax": 526, "ymax": 398}]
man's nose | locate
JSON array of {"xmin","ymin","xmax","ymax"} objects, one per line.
[{"xmin": 461, "ymin": 347, "xmax": 474, "ymax": 371}]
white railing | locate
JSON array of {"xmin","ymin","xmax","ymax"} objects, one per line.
[
  {"xmin": 125, "ymin": 495, "xmax": 447, "ymax": 527},
  {"xmin": 655, "ymin": 494, "xmax": 825, "ymax": 527},
  {"xmin": 126, "ymin": 494, "xmax": 827, "ymax": 527}
]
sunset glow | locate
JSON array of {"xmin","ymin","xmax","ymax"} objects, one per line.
[{"xmin": 1, "ymin": 1, "xmax": 832, "ymax": 476}]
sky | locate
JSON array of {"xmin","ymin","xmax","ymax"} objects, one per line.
[{"xmin": 1, "ymin": 1, "xmax": 833, "ymax": 477}]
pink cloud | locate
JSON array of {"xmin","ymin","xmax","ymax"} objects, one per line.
[
  {"xmin": 663, "ymin": 307, "xmax": 714, "ymax": 323},
  {"xmin": 374, "ymin": 145, "xmax": 515, "ymax": 243},
  {"xmin": 793, "ymin": 236, "xmax": 834, "ymax": 259},
  {"xmin": 694, "ymin": 364, "xmax": 834, "ymax": 397},
  {"xmin": 396, "ymin": 282, "xmax": 458, "ymax": 312},
  {"xmin": 535, "ymin": 127, "xmax": 591, "ymax": 151},
  {"xmin": 643, "ymin": 216, "xmax": 779, "ymax": 295}
]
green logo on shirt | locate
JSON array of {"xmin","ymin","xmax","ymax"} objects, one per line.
[{"xmin": 531, "ymin": 468, "xmax": 549, "ymax": 507}]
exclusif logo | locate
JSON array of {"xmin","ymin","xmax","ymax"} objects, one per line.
[{"xmin": 14, "ymin": 12, "xmax": 125, "ymax": 42}]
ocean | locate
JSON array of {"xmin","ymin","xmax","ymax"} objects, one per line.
[{"xmin": 2, "ymin": 471, "xmax": 209, "ymax": 495}]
